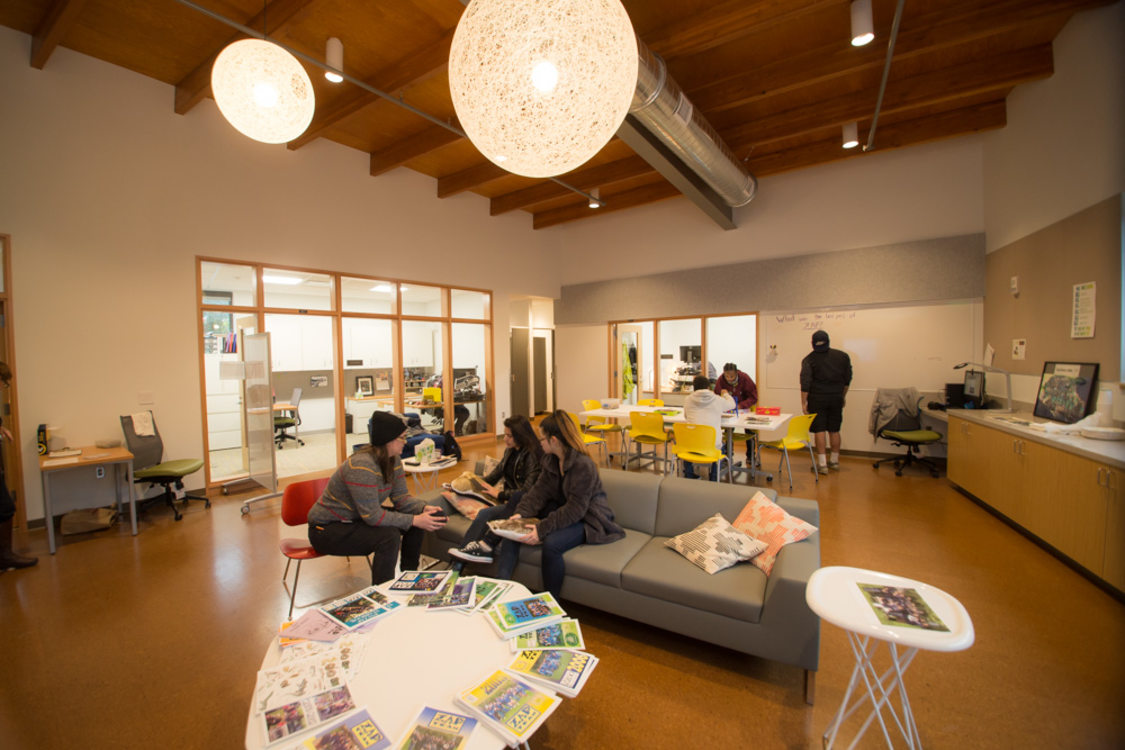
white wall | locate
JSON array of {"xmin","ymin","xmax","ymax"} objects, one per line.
[
  {"xmin": 554, "ymin": 325, "xmax": 609, "ymax": 416},
  {"xmin": 0, "ymin": 27, "xmax": 559, "ymax": 520},
  {"xmin": 982, "ymin": 1, "xmax": 1125, "ymax": 252}
]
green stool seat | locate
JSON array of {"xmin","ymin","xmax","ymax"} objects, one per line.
[{"xmin": 881, "ymin": 429, "xmax": 941, "ymax": 443}]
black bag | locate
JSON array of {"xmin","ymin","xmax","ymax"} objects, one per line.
[{"xmin": 442, "ymin": 431, "xmax": 462, "ymax": 461}]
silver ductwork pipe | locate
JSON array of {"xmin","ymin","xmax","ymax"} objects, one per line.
[{"xmin": 630, "ymin": 40, "xmax": 757, "ymax": 207}]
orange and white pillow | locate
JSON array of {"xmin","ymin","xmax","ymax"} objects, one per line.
[{"xmin": 732, "ymin": 491, "xmax": 818, "ymax": 575}]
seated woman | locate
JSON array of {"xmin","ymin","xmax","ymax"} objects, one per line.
[
  {"xmin": 307, "ymin": 411, "xmax": 449, "ymax": 585},
  {"xmin": 446, "ymin": 414, "xmax": 543, "ymax": 565},
  {"xmin": 495, "ymin": 410, "xmax": 625, "ymax": 600}
]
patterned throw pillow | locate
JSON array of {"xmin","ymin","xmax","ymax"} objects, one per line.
[
  {"xmin": 482, "ymin": 455, "xmax": 501, "ymax": 477},
  {"xmin": 732, "ymin": 491, "xmax": 818, "ymax": 575},
  {"xmin": 664, "ymin": 513, "xmax": 767, "ymax": 575}
]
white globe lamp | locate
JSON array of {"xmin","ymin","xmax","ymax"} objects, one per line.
[
  {"xmin": 211, "ymin": 39, "xmax": 315, "ymax": 144},
  {"xmin": 448, "ymin": 0, "xmax": 639, "ymax": 178}
]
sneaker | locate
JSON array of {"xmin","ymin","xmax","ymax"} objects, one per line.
[
  {"xmin": 449, "ymin": 540, "xmax": 493, "ymax": 563},
  {"xmin": 827, "ymin": 461, "xmax": 840, "ymax": 471},
  {"xmin": 816, "ymin": 464, "xmax": 829, "ymax": 475}
]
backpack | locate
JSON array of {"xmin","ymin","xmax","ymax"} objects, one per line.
[{"xmin": 442, "ymin": 431, "xmax": 463, "ymax": 461}]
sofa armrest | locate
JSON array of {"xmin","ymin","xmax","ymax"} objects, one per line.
[{"xmin": 760, "ymin": 533, "xmax": 821, "ymax": 671}]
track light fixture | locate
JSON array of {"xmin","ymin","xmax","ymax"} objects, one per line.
[
  {"xmin": 325, "ymin": 37, "xmax": 343, "ymax": 83},
  {"xmin": 842, "ymin": 122, "xmax": 859, "ymax": 149},
  {"xmin": 588, "ymin": 188, "xmax": 602, "ymax": 209},
  {"xmin": 850, "ymin": 0, "xmax": 874, "ymax": 46}
]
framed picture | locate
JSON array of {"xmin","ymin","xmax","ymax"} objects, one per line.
[
  {"xmin": 1033, "ymin": 362, "xmax": 1099, "ymax": 424},
  {"xmin": 355, "ymin": 375, "xmax": 374, "ymax": 396}
]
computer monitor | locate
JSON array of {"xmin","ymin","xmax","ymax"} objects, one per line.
[{"xmin": 963, "ymin": 370, "xmax": 985, "ymax": 407}]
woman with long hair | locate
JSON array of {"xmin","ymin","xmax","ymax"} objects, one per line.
[
  {"xmin": 495, "ymin": 409, "xmax": 624, "ymax": 599},
  {"xmin": 447, "ymin": 414, "xmax": 543, "ymax": 564},
  {"xmin": 307, "ymin": 411, "xmax": 449, "ymax": 585}
]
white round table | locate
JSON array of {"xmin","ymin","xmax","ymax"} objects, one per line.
[
  {"xmin": 806, "ymin": 566, "xmax": 974, "ymax": 750},
  {"xmin": 402, "ymin": 455, "xmax": 456, "ymax": 493},
  {"xmin": 245, "ymin": 581, "xmax": 533, "ymax": 749}
]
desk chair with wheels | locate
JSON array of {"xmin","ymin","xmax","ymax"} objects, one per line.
[
  {"xmin": 274, "ymin": 387, "xmax": 305, "ymax": 449},
  {"xmin": 672, "ymin": 423, "xmax": 731, "ymax": 483},
  {"xmin": 624, "ymin": 411, "xmax": 672, "ymax": 473},
  {"xmin": 870, "ymin": 388, "xmax": 943, "ymax": 477},
  {"xmin": 120, "ymin": 411, "xmax": 209, "ymax": 522},
  {"xmin": 757, "ymin": 413, "xmax": 818, "ymax": 491}
]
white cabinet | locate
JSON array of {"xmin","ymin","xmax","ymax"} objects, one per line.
[
  {"xmin": 268, "ymin": 315, "xmax": 334, "ymax": 372},
  {"xmin": 204, "ymin": 353, "xmax": 244, "ymax": 450}
]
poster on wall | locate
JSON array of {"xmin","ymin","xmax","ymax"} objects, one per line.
[{"xmin": 1070, "ymin": 281, "xmax": 1095, "ymax": 338}]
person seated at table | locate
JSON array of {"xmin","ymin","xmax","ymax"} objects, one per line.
[
  {"xmin": 307, "ymin": 411, "xmax": 449, "ymax": 585},
  {"xmin": 715, "ymin": 362, "xmax": 758, "ymax": 466},
  {"xmin": 683, "ymin": 375, "xmax": 735, "ymax": 480},
  {"xmin": 495, "ymin": 410, "xmax": 625, "ymax": 600},
  {"xmin": 445, "ymin": 414, "xmax": 543, "ymax": 565}
]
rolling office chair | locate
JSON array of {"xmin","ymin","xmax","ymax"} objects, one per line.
[
  {"xmin": 274, "ymin": 387, "xmax": 304, "ymax": 449},
  {"xmin": 871, "ymin": 388, "xmax": 943, "ymax": 477},
  {"xmin": 120, "ymin": 411, "xmax": 209, "ymax": 522}
]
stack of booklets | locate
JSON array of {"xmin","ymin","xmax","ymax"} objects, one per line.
[
  {"xmin": 456, "ymin": 669, "xmax": 561, "ymax": 747},
  {"xmin": 425, "ymin": 575, "xmax": 477, "ymax": 611},
  {"xmin": 508, "ymin": 619, "xmax": 585, "ymax": 651},
  {"xmin": 320, "ymin": 586, "xmax": 401, "ymax": 630},
  {"xmin": 387, "ymin": 569, "xmax": 453, "ymax": 596},
  {"xmin": 505, "ymin": 649, "xmax": 599, "ymax": 698},
  {"xmin": 395, "ymin": 705, "xmax": 477, "ymax": 748},
  {"xmin": 259, "ymin": 685, "xmax": 362, "ymax": 746},
  {"xmin": 485, "ymin": 591, "xmax": 566, "ymax": 639}
]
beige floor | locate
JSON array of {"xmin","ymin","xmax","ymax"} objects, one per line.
[
  {"xmin": 210, "ymin": 430, "xmax": 367, "ymax": 483},
  {"xmin": 3, "ymin": 438, "xmax": 1124, "ymax": 749}
]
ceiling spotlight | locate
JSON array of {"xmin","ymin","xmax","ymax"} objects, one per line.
[
  {"xmin": 448, "ymin": 0, "xmax": 639, "ymax": 178},
  {"xmin": 211, "ymin": 39, "xmax": 315, "ymax": 144},
  {"xmin": 588, "ymin": 188, "xmax": 602, "ymax": 209},
  {"xmin": 850, "ymin": 0, "xmax": 874, "ymax": 47},
  {"xmin": 325, "ymin": 37, "xmax": 343, "ymax": 83},
  {"xmin": 842, "ymin": 122, "xmax": 859, "ymax": 149}
]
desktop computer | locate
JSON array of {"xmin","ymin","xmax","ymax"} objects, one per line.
[{"xmin": 945, "ymin": 383, "xmax": 965, "ymax": 408}]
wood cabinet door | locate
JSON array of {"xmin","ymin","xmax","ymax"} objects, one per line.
[
  {"xmin": 1100, "ymin": 467, "xmax": 1125, "ymax": 592},
  {"xmin": 1025, "ymin": 450, "xmax": 1108, "ymax": 574}
]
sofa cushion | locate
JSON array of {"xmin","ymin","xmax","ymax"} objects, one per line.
[
  {"xmin": 663, "ymin": 513, "xmax": 767, "ymax": 574},
  {"xmin": 622, "ymin": 537, "xmax": 767, "ymax": 622},
  {"xmin": 538, "ymin": 528, "xmax": 650, "ymax": 587},
  {"xmin": 599, "ymin": 469, "xmax": 661, "ymax": 534},
  {"xmin": 653, "ymin": 475, "xmax": 779, "ymax": 538},
  {"xmin": 732, "ymin": 491, "xmax": 819, "ymax": 575}
]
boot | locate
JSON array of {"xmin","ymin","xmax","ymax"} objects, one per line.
[{"xmin": 0, "ymin": 518, "xmax": 38, "ymax": 570}]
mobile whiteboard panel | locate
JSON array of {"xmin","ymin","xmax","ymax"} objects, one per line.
[{"xmin": 762, "ymin": 301, "xmax": 980, "ymax": 392}]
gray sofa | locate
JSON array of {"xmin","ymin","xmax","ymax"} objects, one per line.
[{"xmin": 422, "ymin": 468, "xmax": 821, "ymax": 703}]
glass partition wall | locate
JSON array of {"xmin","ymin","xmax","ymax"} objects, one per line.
[
  {"xmin": 197, "ymin": 258, "xmax": 493, "ymax": 488},
  {"xmin": 610, "ymin": 313, "xmax": 757, "ymax": 407}
]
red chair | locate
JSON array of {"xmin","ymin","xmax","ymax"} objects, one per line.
[{"xmin": 279, "ymin": 477, "xmax": 331, "ymax": 619}]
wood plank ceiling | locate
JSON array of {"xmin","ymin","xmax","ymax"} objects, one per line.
[{"xmin": 2, "ymin": 0, "xmax": 1110, "ymax": 229}]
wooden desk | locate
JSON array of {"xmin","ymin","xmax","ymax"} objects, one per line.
[{"xmin": 39, "ymin": 446, "xmax": 137, "ymax": 554}]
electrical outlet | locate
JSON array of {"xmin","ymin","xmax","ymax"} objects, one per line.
[
  {"xmin": 95, "ymin": 466, "xmax": 105, "ymax": 479},
  {"xmin": 1011, "ymin": 338, "xmax": 1027, "ymax": 360}
]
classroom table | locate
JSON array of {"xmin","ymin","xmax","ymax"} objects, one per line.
[
  {"xmin": 578, "ymin": 404, "xmax": 791, "ymax": 481},
  {"xmin": 39, "ymin": 446, "xmax": 138, "ymax": 554}
]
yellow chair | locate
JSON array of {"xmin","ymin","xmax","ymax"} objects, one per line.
[
  {"xmin": 757, "ymin": 413, "xmax": 819, "ymax": 491},
  {"xmin": 566, "ymin": 411, "xmax": 608, "ymax": 465},
  {"xmin": 624, "ymin": 411, "xmax": 672, "ymax": 473},
  {"xmin": 582, "ymin": 399, "xmax": 622, "ymax": 462},
  {"xmin": 637, "ymin": 398, "xmax": 664, "ymax": 407},
  {"xmin": 422, "ymin": 387, "xmax": 442, "ymax": 403},
  {"xmin": 672, "ymin": 423, "xmax": 731, "ymax": 483}
]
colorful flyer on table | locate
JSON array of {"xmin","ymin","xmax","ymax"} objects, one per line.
[
  {"xmin": 321, "ymin": 587, "xmax": 401, "ymax": 630},
  {"xmin": 456, "ymin": 669, "xmax": 560, "ymax": 746},
  {"xmin": 262, "ymin": 685, "xmax": 357, "ymax": 745},
  {"xmin": 464, "ymin": 579, "xmax": 513, "ymax": 615},
  {"xmin": 506, "ymin": 649, "xmax": 599, "ymax": 698},
  {"xmin": 485, "ymin": 592, "xmax": 565, "ymax": 637},
  {"xmin": 301, "ymin": 708, "xmax": 391, "ymax": 750},
  {"xmin": 428, "ymin": 576, "xmax": 477, "ymax": 611},
  {"xmin": 509, "ymin": 619, "xmax": 585, "ymax": 651},
  {"xmin": 857, "ymin": 583, "xmax": 949, "ymax": 631},
  {"xmin": 388, "ymin": 570, "xmax": 453, "ymax": 594},
  {"xmin": 394, "ymin": 706, "xmax": 477, "ymax": 749}
]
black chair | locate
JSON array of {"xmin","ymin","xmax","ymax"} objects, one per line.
[
  {"xmin": 120, "ymin": 411, "xmax": 209, "ymax": 521},
  {"xmin": 872, "ymin": 409, "xmax": 943, "ymax": 478},
  {"xmin": 274, "ymin": 387, "xmax": 305, "ymax": 449}
]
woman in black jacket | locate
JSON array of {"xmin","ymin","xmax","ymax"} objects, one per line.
[
  {"xmin": 447, "ymin": 414, "xmax": 542, "ymax": 564},
  {"xmin": 496, "ymin": 410, "xmax": 624, "ymax": 599}
]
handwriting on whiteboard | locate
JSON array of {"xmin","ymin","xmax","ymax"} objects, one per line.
[{"xmin": 773, "ymin": 311, "xmax": 857, "ymax": 330}]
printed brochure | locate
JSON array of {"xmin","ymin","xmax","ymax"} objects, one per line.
[
  {"xmin": 300, "ymin": 708, "xmax": 391, "ymax": 750},
  {"xmin": 509, "ymin": 619, "xmax": 585, "ymax": 651},
  {"xmin": 505, "ymin": 649, "xmax": 599, "ymax": 698},
  {"xmin": 455, "ymin": 669, "xmax": 560, "ymax": 746},
  {"xmin": 857, "ymin": 582, "xmax": 950, "ymax": 632},
  {"xmin": 485, "ymin": 592, "xmax": 566, "ymax": 639},
  {"xmin": 321, "ymin": 586, "xmax": 401, "ymax": 630},
  {"xmin": 394, "ymin": 706, "xmax": 477, "ymax": 750},
  {"xmin": 388, "ymin": 570, "xmax": 453, "ymax": 595},
  {"xmin": 261, "ymin": 685, "xmax": 357, "ymax": 745},
  {"xmin": 427, "ymin": 576, "xmax": 477, "ymax": 611}
]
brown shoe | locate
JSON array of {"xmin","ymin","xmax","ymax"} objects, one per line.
[{"xmin": 0, "ymin": 550, "xmax": 37, "ymax": 570}]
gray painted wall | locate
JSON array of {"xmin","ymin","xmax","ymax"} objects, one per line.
[{"xmin": 555, "ymin": 234, "xmax": 986, "ymax": 325}]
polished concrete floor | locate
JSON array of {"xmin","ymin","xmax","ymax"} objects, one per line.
[{"xmin": 2, "ymin": 438, "xmax": 1124, "ymax": 749}]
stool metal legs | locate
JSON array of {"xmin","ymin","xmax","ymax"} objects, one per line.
[{"xmin": 824, "ymin": 633, "xmax": 921, "ymax": 749}]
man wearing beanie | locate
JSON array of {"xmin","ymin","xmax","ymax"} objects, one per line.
[
  {"xmin": 307, "ymin": 411, "xmax": 450, "ymax": 584},
  {"xmin": 800, "ymin": 330, "xmax": 852, "ymax": 474}
]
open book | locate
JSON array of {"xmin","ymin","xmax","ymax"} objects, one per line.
[{"xmin": 487, "ymin": 517, "xmax": 540, "ymax": 542}]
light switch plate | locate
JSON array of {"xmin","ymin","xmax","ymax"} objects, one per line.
[{"xmin": 1011, "ymin": 338, "xmax": 1026, "ymax": 360}]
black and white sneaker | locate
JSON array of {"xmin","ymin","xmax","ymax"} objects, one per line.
[{"xmin": 449, "ymin": 540, "xmax": 493, "ymax": 563}]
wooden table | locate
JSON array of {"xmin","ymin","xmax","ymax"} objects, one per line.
[{"xmin": 39, "ymin": 445, "xmax": 137, "ymax": 554}]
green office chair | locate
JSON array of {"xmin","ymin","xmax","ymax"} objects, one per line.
[
  {"xmin": 872, "ymin": 409, "xmax": 943, "ymax": 478},
  {"xmin": 120, "ymin": 411, "xmax": 209, "ymax": 521},
  {"xmin": 274, "ymin": 387, "xmax": 305, "ymax": 449}
]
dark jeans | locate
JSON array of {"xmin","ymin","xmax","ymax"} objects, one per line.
[
  {"xmin": 683, "ymin": 461, "xmax": 718, "ymax": 480},
  {"xmin": 461, "ymin": 491, "xmax": 522, "ymax": 546},
  {"xmin": 309, "ymin": 521, "xmax": 425, "ymax": 585},
  {"xmin": 496, "ymin": 520, "xmax": 587, "ymax": 600},
  {"xmin": 0, "ymin": 472, "xmax": 14, "ymax": 524}
]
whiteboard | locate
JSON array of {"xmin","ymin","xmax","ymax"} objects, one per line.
[{"xmin": 762, "ymin": 301, "xmax": 981, "ymax": 392}]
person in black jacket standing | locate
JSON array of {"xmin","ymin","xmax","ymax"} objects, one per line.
[
  {"xmin": 0, "ymin": 362, "xmax": 36, "ymax": 570},
  {"xmin": 800, "ymin": 331, "xmax": 853, "ymax": 474}
]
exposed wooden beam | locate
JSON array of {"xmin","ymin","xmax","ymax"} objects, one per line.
[
  {"xmin": 173, "ymin": 0, "xmax": 314, "ymax": 116},
  {"xmin": 30, "ymin": 0, "xmax": 88, "ymax": 70},
  {"xmin": 436, "ymin": 161, "xmax": 509, "ymax": 198},
  {"xmin": 490, "ymin": 156, "xmax": 651, "ymax": 215},
  {"xmin": 288, "ymin": 28, "xmax": 455, "ymax": 151},
  {"xmin": 643, "ymin": 0, "xmax": 838, "ymax": 59},
  {"xmin": 369, "ymin": 125, "xmax": 461, "ymax": 176},
  {"xmin": 533, "ymin": 181, "xmax": 681, "ymax": 230}
]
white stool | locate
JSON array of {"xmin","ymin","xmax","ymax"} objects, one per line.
[{"xmin": 806, "ymin": 566, "xmax": 974, "ymax": 749}]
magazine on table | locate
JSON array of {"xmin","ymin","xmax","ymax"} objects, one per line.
[
  {"xmin": 857, "ymin": 582, "xmax": 950, "ymax": 632},
  {"xmin": 300, "ymin": 708, "xmax": 391, "ymax": 750},
  {"xmin": 253, "ymin": 658, "xmax": 325, "ymax": 716},
  {"xmin": 505, "ymin": 649, "xmax": 599, "ymax": 698},
  {"xmin": 321, "ymin": 586, "xmax": 402, "ymax": 630},
  {"xmin": 485, "ymin": 591, "xmax": 566, "ymax": 639},
  {"xmin": 486, "ymin": 516, "xmax": 540, "ymax": 542},
  {"xmin": 281, "ymin": 609, "xmax": 351, "ymax": 643},
  {"xmin": 261, "ymin": 685, "xmax": 357, "ymax": 746},
  {"xmin": 461, "ymin": 578, "xmax": 513, "ymax": 616},
  {"xmin": 509, "ymin": 619, "xmax": 585, "ymax": 651},
  {"xmin": 427, "ymin": 576, "xmax": 478, "ymax": 611},
  {"xmin": 388, "ymin": 570, "xmax": 453, "ymax": 595},
  {"xmin": 455, "ymin": 669, "xmax": 561, "ymax": 747},
  {"xmin": 278, "ymin": 633, "xmax": 368, "ymax": 686},
  {"xmin": 394, "ymin": 705, "xmax": 478, "ymax": 750}
]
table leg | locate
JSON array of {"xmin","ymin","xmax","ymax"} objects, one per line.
[
  {"xmin": 824, "ymin": 633, "xmax": 921, "ymax": 750},
  {"xmin": 124, "ymin": 460, "xmax": 138, "ymax": 536},
  {"xmin": 42, "ymin": 470, "xmax": 56, "ymax": 555}
]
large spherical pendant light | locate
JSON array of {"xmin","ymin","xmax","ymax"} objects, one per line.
[
  {"xmin": 211, "ymin": 39, "xmax": 315, "ymax": 144},
  {"xmin": 448, "ymin": 0, "xmax": 638, "ymax": 178}
]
